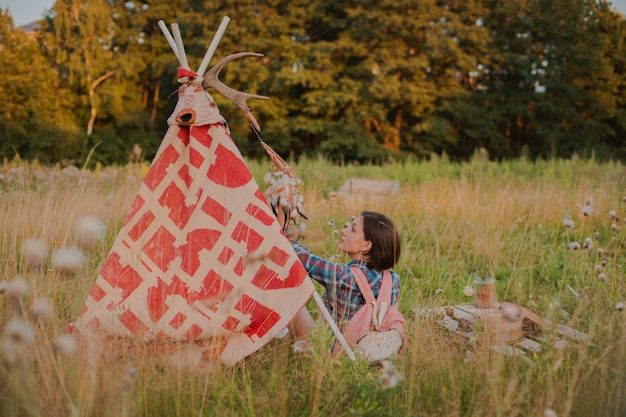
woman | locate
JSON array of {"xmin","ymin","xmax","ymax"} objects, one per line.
[{"xmin": 283, "ymin": 211, "xmax": 402, "ymax": 341}]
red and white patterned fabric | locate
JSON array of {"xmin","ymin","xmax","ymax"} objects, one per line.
[{"xmin": 76, "ymin": 74, "xmax": 314, "ymax": 366}]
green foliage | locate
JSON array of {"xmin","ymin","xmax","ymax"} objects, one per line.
[{"xmin": 1, "ymin": 0, "xmax": 626, "ymax": 163}]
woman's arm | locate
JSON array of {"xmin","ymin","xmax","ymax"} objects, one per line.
[{"xmin": 291, "ymin": 241, "xmax": 349, "ymax": 289}]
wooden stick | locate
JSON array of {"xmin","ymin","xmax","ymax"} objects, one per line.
[
  {"xmin": 312, "ymin": 291, "xmax": 356, "ymax": 361},
  {"xmin": 157, "ymin": 20, "xmax": 182, "ymax": 65},
  {"xmin": 197, "ymin": 16, "xmax": 231, "ymax": 77},
  {"xmin": 171, "ymin": 23, "xmax": 190, "ymax": 70}
]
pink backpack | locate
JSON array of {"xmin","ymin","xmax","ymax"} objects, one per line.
[{"xmin": 342, "ymin": 267, "xmax": 407, "ymax": 361}]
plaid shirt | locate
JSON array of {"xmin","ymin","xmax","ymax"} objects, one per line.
[{"xmin": 291, "ymin": 241, "xmax": 400, "ymax": 324}]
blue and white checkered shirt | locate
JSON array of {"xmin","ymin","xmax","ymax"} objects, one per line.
[{"xmin": 291, "ymin": 241, "xmax": 400, "ymax": 323}]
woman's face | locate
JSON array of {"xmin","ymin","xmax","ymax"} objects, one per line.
[{"xmin": 338, "ymin": 216, "xmax": 371, "ymax": 260}]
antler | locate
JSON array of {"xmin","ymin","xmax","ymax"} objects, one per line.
[{"xmin": 202, "ymin": 52, "xmax": 269, "ymax": 131}]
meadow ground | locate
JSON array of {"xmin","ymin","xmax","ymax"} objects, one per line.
[{"xmin": 1, "ymin": 153, "xmax": 626, "ymax": 417}]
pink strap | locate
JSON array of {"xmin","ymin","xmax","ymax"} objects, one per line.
[{"xmin": 350, "ymin": 267, "xmax": 392, "ymax": 304}]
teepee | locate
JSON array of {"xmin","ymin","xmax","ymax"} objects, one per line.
[{"xmin": 74, "ymin": 17, "xmax": 315, "ymax": 366}]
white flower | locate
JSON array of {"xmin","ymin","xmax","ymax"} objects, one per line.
[
  {"xmin": 4, "ymin": 318, "xmax": 35, "ymax": 344},
  {"xmin": 543, "ymin": 408, "xmax": 558, "ymax": 417},
  {"xmin": 75, "ymin": 216, "xmax": 106, "ymax": 249},
  {"xmin": 7, "ymin": 276, "xmax": 28, "ymax": 298},
  {"xmin": 583, "ymin": 237, "xmax": 594, "ymax": 249},
  {"xmin": 54, "ymin": 333, "xmax": 78, "ymax": 356},
  {"xmin": 51, "ymin": 247, "xmax": 85, "ymax": 273},
  {"xmin": 615, "ymin": 302, "xmax": 625, "ymax": 312},
  {"xmin": 612, "ymin": 223, "xmax": 620, "ymax": 232},
  {"xmin": 567, "ymin": 242, "xmax": 580, "ymax": 250},
  {"xmin": 501, "ymin": 304, "xmax": 522, "ymax": 321},
  {"xmin": 21, "ymin": 238, "xmax": 49, "ymax": 269},
  {"xmin": 609, "ymin": 210, "xmax": 618, "ymax": 220},
  {"xmin": 31, "ymin": 298, "xmax": 54, "ymax": 321},
  {"xmin": 379, "ymin": 369, "xmax": 404, "ymax": 388},
  {"xmin": 562, "ymin": 213, "xmax": 576, "ymax": 229},
  {"xmin": 463, "ymin": 286, "xmax": 474, "ymax": 297}
]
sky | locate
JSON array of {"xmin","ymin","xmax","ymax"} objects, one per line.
[{"xmin": 1, "ymin": 0, "xmax": 626, "ymax": 27}]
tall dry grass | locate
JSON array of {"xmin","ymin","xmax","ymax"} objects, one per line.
[{"xmin": 1, "ymin": 153, "xmax": 626, "ymax": 416}]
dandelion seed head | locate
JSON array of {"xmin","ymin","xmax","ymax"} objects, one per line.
[
  {"xmin": 612, "ymin": 223, "xmax": 620, "ymax": 231},
  {"xmin": 3, "ymin": 338, "xmax": 29, "ymax": 365},
  {"xmin": 583, "ymin": 237, "xmax": 594, "ymax": 249},
  {"xmin": 567, "ymin": 241, "xmax": 580, "ymax": 250},
  {"xmin": 7, "ymin": 276, "xmax": 28, "ymax": 299},
  {"xmin": 463, "ymin": 286, "xmax": 474, "ymax": 297},
  {"xmin": 594, "ymin": 265, "xmax": 602, "ymax": 273},
  {"xmin": 75, "ymin": 216, "xmax": 106, "ymax": 249},
  {"xmin": 597, "ymin": 248, "xmax": 604, "ymax": 257},
  {"xmin": 502, "ymin": 304, "xmax": 522, "ymax": 321},
  {"xmin": 4, "ymin": 318, "xmax": 35, "ymax": 344},
  {"xmin": 326, "ymin": 219, "xmax": 334, "ymax": 227},
  {"xmin": 332, "ymin": 229, "xmax": 339, "ymax": 236},
  {"xmin": 379, "ymin": 370, "xmax": 404, "ymax": 388},
  {"xmin": 609, "ymin": 210, "xmax": 618, "ymax": 220},
  {"xmin": 598, "ymin": 272, "xmax": 606, "ymax": 282},
  {"xmin": 21, "ymin": 238, "xmax": 48, "ymax": 269},
  {"xmin": 594, "ymin": 230, "xmax": 600, "ymax": 240},
  {"xmin": 544, "ymin": 408, "xmax": 558, "ymax": 417},
  {"xmin": 292, "ymin": 339, "xmax": 310, "ymax": 354},
  {"xmin": 616, "ymin": 302, "xmax": 625, "ymax": 312},
  {"xmin": 51, "ymin": 247, "xmax": 85, "ymax": 274},
  {"xmin": 31, "ymin": 298, "xmax": 54, "ymax": 321},
  {"xmin": 54, "ymin": 333, "xmax": 78, "ymax": 356}
]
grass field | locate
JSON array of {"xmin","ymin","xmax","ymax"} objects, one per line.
[{"xmin": 1, "ymin": 152, "xmax": 626, "ymax": 417}]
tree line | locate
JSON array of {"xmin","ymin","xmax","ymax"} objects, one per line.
[{"xmin": 1, "ymin": 0, "xmax": 625, "ymax": 166}]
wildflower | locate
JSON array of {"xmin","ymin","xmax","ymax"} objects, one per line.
[
  {"xmin": 598, "ymin": 272, "xmax": 606, "ymax": 282},
  {"xmin": 594, "ymin": 265, "xmax": 603, "ymax": 274},
  {"xmin": 292, "ymin": 339, "xmax": 311, "ymax": 355},
  {"xmin": 51, "ymin": 247, "xmax": 85, "ymax": 274},
  {"xmin": 379, "ymin": 368, "xmax": 404, "ymax": 388},
  {"xmin": 501, "ymin": 304, "xmax": 522, "ymax": 321},
  {"xmin": 602, "ymin": 259, "xmax": 607, "ymax": 267},
  {"xmin": 332, "ymin": 229, "xmax": 339, "ymax": 236},
  {"xmin": 566, "ymin": 242, "xmax": 580, "ymax": 250},
  {"xmin": 582, "ymin": 237, "xmax": 594, "ymax": 249},
  {"xmin": 612, "ymin": 223, "xmax": 620, "ymax": 231},
  {"xmin": 594, "ymin": 230, "xmax": 600, "ymax": 240},
  {"xmin": 6, "ymin": 277, "xmax": 28, "ymax": 313},
  {"xmin": 75, "ymin": 216, "xmax": 106, "ymax": 249},
  {"xmin": 609, "ymin": 210, "xmax": 618, "ymax": 220},
  {"xmin": 581, "ymin": 198, "xmax": 595, "ymax": 216},
  {"xmin": 31, "ymin": 298, "xmax": 54, "ymax": 321},
  {"xmin": 326, "ymin": 219, "xmax": 335, "ymax": 227},
  {"xmin": 7, "ymin": 276, "xmax": 28, "ymax": 299},
  {"xmin": 21, "ymin": 238, "xmax": 49, "ymax": 269},
  {"xmin": 544, "ymin": 408, "xmax": 558, "ymax": 417},
  {"xmin": 435, "ymin": 288, "xmax": 445, "ymax": 295},
  {"xmin": 561, "ymin": 213, "xmax": 575, "ymax": 229},
  {"xmin": 597, "ymin": 248, "xmax": 604, "ymax": 257},
  {"xmin": 54, "ymin": 333, "xmax": 78, "ymax": 356},
  {"xmin": 463, "ymin": 286, "xmax": 474, "ymax": 297},
  {"xmin": 616, "ymin": 302, "xmax": 625, "ymax": 312},
  {"xmin": 4, "ymin": 318, "xmax": 35, "ymax": 344}
]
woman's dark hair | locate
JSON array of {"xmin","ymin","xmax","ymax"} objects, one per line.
[{"xmin": 360, "ymin": 211, "xmax": 401, "ymax": 271}]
